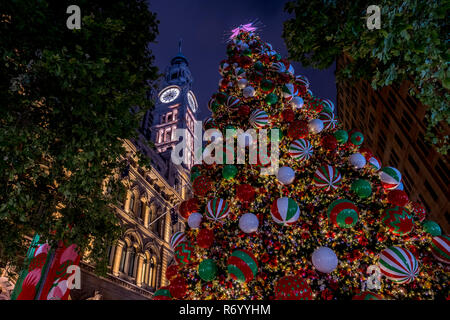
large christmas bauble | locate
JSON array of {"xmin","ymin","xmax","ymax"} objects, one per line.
[
  {"xmin": 319, "ymin": 112, "xmax": 337, "ymax": 130},
  {"xmin": 313, "ymin": 165, "xmax": 342, "ymax": 191},
  {"xmin": 187, "ymin": 212, "xmax": 202, "ymax": 229},
  {"xmin": 236, "ymin": 184, "xmax": 255, "ymax": 203},
  {"xmin": 239, "ymin": 213, "xmax": 259, "ymax": 233},
  {"xmin": 423, "ymin": 220, "xmax": 442, "ymax": 236},
  {"xmin": 308, "ymin": 119, "xmax": 324, "ymax": 134},
  {"xmin": 274, "ymin": 276, "xmax": 312, "ymax": 300},
  {"xmin": 193, "ymin": 175, "xmax": 213, "ymax": 197},
  {"xmin": 165, "ymin": 265, "xmax": 178, "ymax": 281},
  {"xmin": 349, "ymin": 153, "xmax": 366, "ymax": 169},
  {"xmin": 410, "ymin": 201, "xmax": 426, "ymax": 222},
  {"xmin": 153, "ymin": 286, "xmax": 172, "ymax": 300},
  {"xmin": 378, "ymin": 246, "xmax": 419, "ymax": 284},
  {"xmin": 238, "ymin": 78, "xmax": 248, "ymax": 89},
  {"xmin": 312, "ymin": 247, "xmax": 338, "ymax": 273},
  {"xmin": 327, "ymin": 199, "xmax": 359, "ymax": 228},
  {"xmin": 197, "ymin": 228, "xmax": 214, "ymax": 248},
  {"xmin": 387, "ymin": 190, "xmax": 409, "ymax": 207},
  {"xmin": 222, "ymin": 164, "xmax": 238, "ymax": 180},
  {"xmin": 350, "ymin": 131, "xmax": 364, "ymax": 146},
  {"xmin": 249, "ymin": 109, "xmax": 269, "ymax": 129},
  {"xmin": 198, "ymin": 259, "xmax": 217, "ymax": 281},
  {"xmin": 174, "ymin": 241, "xmax": 194, "ymax": 265},
  {"xmin": 379, "ymin": 167, "xmax": 402, "ymax": 190},
  {"xmin": 227, "ymin": 249, "xmax": 258, "ymax": 283},
  {"xmin": 243, "ymin": 86, "xmax": 256, "ymax": 98},
  {"xmin": 430, "ymin": 235, "xmax": 450, "ymax": 264},
  {"xmin": 289, "ymin": 139, "xmax": 313, "ymax": 161},
  {"xmin": 334, "ymin": 129, "xmax": 348, "ymax": 144},
  {"xmin": 290, "ymin": 96, "xmax": 304, "ymax": 109},
  {"xmin": 277, "ymin": 166, "xmax": 295, "ymax": 185},
  {"xmin": 368, "ymin": 156, "xmax": 381, "ymax": 170},
  {"xmin": 169, "ymin": 276, "xmax": 187, "ymax": 299},
  {"xmin": 178, "ymin": 198, "xmax": 199, "ymax": 220},
  {"xmin": 271, "ymin": 197, "xmax": 300, "ymax": 226},
  {"xmin": 351, "ymin": 179, "xmax": 372, "ymax": 198},
  {"xmin": 265, "ymin": 93, "xmax": 278, "ymax": 105},
  {"xmin": 352, "ymin": 291, "xmax": 384, "ymax": 300},
  {"xmin": 381, "ymin": 206, "xmax": 414, "ymax": 236},
  {"xmin": 225, "ymin": 95, "xmax": 241, "ymax": 111},
  {"xmin": 288, "ymin": 120, "xmax": 308, "ymax": 140},
  {"xmin": 321, "ymin": 134, "xmax": 338, "ymax": 151},
  {"xmin": 206, "ymin": 198, "xmax": 230, "ymax": 221},
  {"xmin": 170, "ymin": 231, "xmax": 186, "ymax": 250}
]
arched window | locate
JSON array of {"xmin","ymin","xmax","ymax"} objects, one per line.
[
  {"xmin": 107, "ymin": 245, "xmax": 115, "ymax": 266},
  {"xmin": 149, "ymin": 257, "xmax": 157, "ymax": 288},
  {"xmin": 139, "ymin": 202, "xmax": 145, "ymax": 219},
  {"xmin": 119, "ymin": 243, "xmax": 127, "ymax": 273},
  {"xmin": 142, "ymin": 258, "xmax": 148, "ymax": 284},
  {"xmin": 127, "ymin": 247, "xmax": 136, "ymax": 277},
  {"xmin": 158, "ymin": 217, "xmax": 165, "ymax": 239},
  {"xmin": 129, "ymin": 193, "xmax": 135, "ymax": 213}
]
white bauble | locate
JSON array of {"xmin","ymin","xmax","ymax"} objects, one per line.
[
  {"xmin": 308, "ymin": 119, "xmax": 324, "ymax": 134},
  {"xmin": 243, "ymin": 86, "xmax": 256, "ymax": 98},
  {"xmin": 312, "ymin": 246, "xmax": 338, "ymax": 273},
  {"xmin": 290, "ymin": 96, "xmax": 304, "ymax": 109},
  {"xmin": 187, "ymin": 212, "xmax": 202, "ymax": 229},
  {"xmin": 238, "ymin": 78, "xmax": 248, "ymax": 89},
  {"xmin": 277, "ymin": 166, "xmax": 295, "ymax": 185},
  {"xmin": 239, "ymin": 213, "xmax": 259, "ymax": 233},
  {"xmin": 349, "ymin": 153, "xmax": 367, "ymax": 169}
]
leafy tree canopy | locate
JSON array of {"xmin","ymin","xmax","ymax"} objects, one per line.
[
  {"xmin": 283, "ymin": 0, "xmax": 449, "ymax": 154},
  {"xmin": 0, "ymin": 0, "xmax": 159, "ymax": 274}
]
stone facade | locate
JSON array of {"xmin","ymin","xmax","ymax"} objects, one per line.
[{"xmin": 336, "ymin": 54, "xmax": 449, "ymax": 233}]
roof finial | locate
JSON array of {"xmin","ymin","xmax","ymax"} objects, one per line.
[{"xmin": 178, "ymin": 38, "xmax": 182, "ymax": 53}]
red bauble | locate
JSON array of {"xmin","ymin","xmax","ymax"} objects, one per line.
[
  {"xmin": 239, "ymin": 56, "xmax": 253, "ymax": 69},
  {"xmin": 287, "ymin": 120, "xmax": 308, "ymax": 140},
  {"xmin": 275, "ymin": 276, "xmax": 312, "ymax": 300},
  {"xmin": 169, "ymin": 276, "xmax": 187, "ymax": 299},
  {"xmin": 197, "ymin": 228, "xmax": 214, "ymax": 248},
  {"xmin": 281, "ymin": 108, "xmax": 295, "ymax": 122},
  {"xmin": 178, "ymin": 198, "xmax": 199, "ymax": 220},
  {"xmin": 387, "ymin": 190, "xmax": 409, "ymax": 207},
  {"xmin": 359, "ymin": 147, "xmax": 373, "ymax": 160},
  {"xmin": 238, "ymin": 105, "xmax": 251, "ymax": 117},
  {"xmin": 236, "ymin": 184, "xmax": 255, "ymax": 203},
  {"xmin": 410, "ymin": 201, "xmax": 426, "ymax": 222},
  {"xmin": 193, "ymin": 175, "xmax": 212, "ymax": 197},
  {"xmin": 166, "ymin": 265, "xmax": 179, "ymax": 281},
  {"xmin": 321, "ymin": 134, "xmax": 338, "ymax": 150}
]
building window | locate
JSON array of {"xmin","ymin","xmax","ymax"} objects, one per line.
[
  {"xmin": 140, "ymin": 202, "xmax": 145, "ymax": 219},
  {"xmin": 165, "ymin": 129, "xmax": 171, "ymax": 142},
  {"xmin": 119, "ymin": 243, "xmax": 127, "ymax": 272},
  {"xmin": 142, "ymin": 258, "xmax": 148, "ymax": 284},
  {"xmin": 129, "ymin": 193, "xmax": 135, "ymax": 213},
  {"xmin": 128, "ymin": 247, "xmax": 136, "ymax": 277}
]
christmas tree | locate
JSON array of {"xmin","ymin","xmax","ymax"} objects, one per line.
[{"xmin": 154, "ymin": 24, "xmax": 449, "ymax": 300}]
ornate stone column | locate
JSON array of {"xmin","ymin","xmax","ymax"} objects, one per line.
[
  {"xmin": 112, "ymin": 240, "xmax": 125, "ymax": 276},
  {"xmin": 124, "ymin": 190, "xmax": 132, "ymax": 213},
  {"xmin": 135, "ymin": 253, "xmax": 145, "ymax": 287},
  {"xmin": 143, "ymin": 205, "xmax": 150, "ymax": 228}
]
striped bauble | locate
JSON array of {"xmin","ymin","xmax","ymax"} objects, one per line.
[
  {"xmin": 430, "ymin": 235, "xmax": 450, "ymax": 264},
  {"xmin": 379, "ymin": 167, "xmax": 401, "ymax": 190},
  {"xmin": 313, "ymin": 165, "xmax": 342, "ymax": 191},
  {"xmin": 319, "ymin": 112, "xmax": 337, "ymax": 130},
  {"xmin": 249, "ymin": 109, "xmax": 269, "ymax": 129},
  {"xmin": 381, "ymin": 206, "xmax": 414, "ymax": 236},
  {"xmin": 206, "ymin": 198, "xmax": 230, "ymax": 222},
  {"xmin": 270, "ymin": 197, "xmax": 300, "ymax": 226},
  {"xmin": 225, "ymin": 96, "xmax": 241, "ymax": 111},
  {"xmin": 378, "ymin": 246, "xmax": 419, "ymax": 284},
  {"xmin": 174, "ymin": 241, "xmax": 194, "ymax": 265},
  {"xmin": 170, "ymin": 231, "xmax": 186, "ymax": 249},
  {"xmin": 289, "ymin": 139, "xmax": 313, "ymax": 161},
  {"xmin": 227, "ymin": 249, "xmax": 258, "ymax": 283}
]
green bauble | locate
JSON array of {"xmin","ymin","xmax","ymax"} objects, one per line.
[
  {"xmin": 334, "ymin": 130, "xmax": 348, "ymax": 144},
  {"xmin": 222, "ymin": 165, "xmax": 238, "ymax": 180},
  {"xmin": 265, "ymin": 93, "xmax": 278, "ymax": 105},
  {"xmin": 260, "ymin": 79, "xmax": 274, "ymax": 92},
  {"xmin": 351, "ymin": 179, "xmax": 372, "ymax": 198},
  {"xmin": 198, "ymin": 259, "xmax": 217, "ymax": 281},
  {"xmin": 423, "ymin": 220, "xmax": 442, "ymax": 236},
  {"xmin": 350, "ymin": 131, "xmax": 364, "ymax": 146},
  {"xmin": 254, "ymin": 61, "xmax": 264, "ymax": 71}
]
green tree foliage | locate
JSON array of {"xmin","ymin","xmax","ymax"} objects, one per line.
[
  {"xmin": 0, "ymin": 0, "xmax": 159, "ymax": 274},
  {"xmin": 283, "ymin": 0, "xmax": 449, "ymax": 154}
]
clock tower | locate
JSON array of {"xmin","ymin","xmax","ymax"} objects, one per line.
[{"xmin": 148, "ymin": 40, "xmax": 198, "ymax": 169}]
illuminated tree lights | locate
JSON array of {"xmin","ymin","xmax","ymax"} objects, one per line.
[{"xmin": 157, "ymin": 26, "xmax": 448, "ymax": 300}]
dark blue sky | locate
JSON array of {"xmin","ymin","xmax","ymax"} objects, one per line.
[{"xmin": 147, "ymin": 0, "xmax": 336, "ymax": 120}]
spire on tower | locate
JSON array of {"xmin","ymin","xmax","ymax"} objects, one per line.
[{"xmin": 178, "ymin": 38, "xmax": 182, "ymax": 53}]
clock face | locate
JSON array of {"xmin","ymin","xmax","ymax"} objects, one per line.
[
  {"xmin": 159, "ymin": 87, "xmax": 180, "ymax": 103},
  {"xmin": 187, "ymin": 91, "xmax": 198, "ymax": 112}
]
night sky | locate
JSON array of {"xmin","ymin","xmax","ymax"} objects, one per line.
[{"xmin": 147, "ymin": 0, "xmax": 336, "ymax": 121}]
